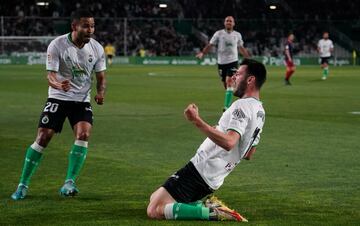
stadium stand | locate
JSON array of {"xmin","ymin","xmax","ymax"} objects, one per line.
[{"xmin": 0, "ymin": 0, "xmax": 358, "ymax": 56}]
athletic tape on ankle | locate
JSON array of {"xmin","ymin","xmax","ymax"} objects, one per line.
[
  {"xmin": 30, "ymin": 142, "xmax": 44, "ymax": 153},
  {"xmin": 75, "ymin": 140, "xmax": 88, "ymax": 148}
]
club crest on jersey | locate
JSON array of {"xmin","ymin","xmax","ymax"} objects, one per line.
[
  {"xmin": 88, "ymin": 55, "xmax": 93, "ymax": 63},
  {"xmin": 41, "ymin": 115, "xmax": 49, "ymax": 124}
]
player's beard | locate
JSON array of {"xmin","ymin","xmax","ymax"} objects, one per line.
[
  {"xmin": 234, "ymin": 79, "xmax": 247, "ymax": 98},
  {"xmin": 83, "ymin": 35, "xmax": 91, "ymax": 43}
]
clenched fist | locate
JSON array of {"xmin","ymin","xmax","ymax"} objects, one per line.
[{"xmin": 184, "ymin": 103, "xmax": 199, "ymax": 122}]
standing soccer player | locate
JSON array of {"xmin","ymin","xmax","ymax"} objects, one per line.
[
  {"xmin": 104, "ymin": 42, "xmax": 116, "ymax": 66},
  {"xmin": 147, "ymin": 59, "xmax": 266, "ymax": 222},
  {"xmin": 284, "ymin": 33, "xmax": 295, "ymax": 85},
  {"xmin": 196, "ymin": 16, "xmax": 250, "ymax": 111},
  {"xmin": 11, "ymin": 10, "xmax": 106, "ymax": 200},
  {"xmin": 317, "ymin": 32, "xmax": 334, "ymax": 80}
]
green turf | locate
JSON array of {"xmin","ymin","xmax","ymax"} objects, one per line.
[{"xmin": 0, "ymin": 64, "xmax": 359, "ymax": 225}]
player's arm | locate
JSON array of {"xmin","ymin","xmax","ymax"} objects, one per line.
[
  {"xmin": 47, "ymin": 71, "xmax": 70, "ymax": 91},
  {"xmin": 239, "ymin": 46, "xmax": 250, "ymax": 58},
  {"xmin": 184, "ymin": 103, "xmax": 240, "ymax": 151},
  {"xmin": 196, "ymin": 43, "xmax": 214, "ymax": 59},
  {"xmin": 94, "ymin": 71, "xmax": 106, "ymax": 105},
  {"xmin": 285, "ymin": 47, "xmax": 292, "ymax": 62},
  {"xmin": 330, "ymin": 42, "xmax": 334, "ymax": 53}
]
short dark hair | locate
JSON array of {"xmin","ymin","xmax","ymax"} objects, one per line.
[
  {"xmin": 71, "ymin": 9, "xmax": 93, "ymax": 22},
  {"xmin": 240, "ymin": 58, "xmax": 267, "ymax": 89}
]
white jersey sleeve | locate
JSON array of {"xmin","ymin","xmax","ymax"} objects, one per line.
[
  {"xmin": 227, "ymin": 106, "xmax": 249, "ymax": 136},
  {"xmin": 237, "ymin": 32, "xmax": 244, "ymax": 47},
  {"xmin": 94, "ymin": 42, "xmax": 106, "ymax": 72},
  {"xmin": 46, "ymin": 40, "xmax": 60, "ymax": 72},
  {"xmin": 209, "ymin": 31, "xmax": 219, "ymax": 45}
]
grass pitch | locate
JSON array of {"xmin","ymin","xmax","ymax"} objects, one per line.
[{"xmin": 0, "ymin": 64, "xmax": 359, "ymax": 225}]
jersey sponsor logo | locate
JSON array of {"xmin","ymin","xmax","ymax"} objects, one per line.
[
  {"xmin": 232, "ymin": 108, "xmax": 246, "ymax": 121},
  {"xmin": 71, "ymin": 64, "xmax": 86, "ymax": 79},
  {"xmin": 41, "ymin": 115, "xmax": 49, "ymax": 124},
  {"xmin": 225, "ymin": 41, "xmax": 233, "ymax": 47}
]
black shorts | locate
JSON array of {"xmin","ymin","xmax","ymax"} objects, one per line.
[
  {"xmin": 38, "ymin": 98, "xmax": 93, "ymax": 133},
  {"xmin": 162, "ymin": 162, "xmax": 214, "ymax": 203},
  {"xmin": 107, "ymin": 55, "xmax": 113, "ymax": 59},
  {"xmin": 218, "ymin": 61, "xmax": 238, "ymax": 82},
  {"xmin": 320, "ymin": 57, "xmax": 331, "ymax": 65}
]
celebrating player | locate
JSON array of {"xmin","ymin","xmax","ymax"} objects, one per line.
[
  {"xmin": 317, "ymin": 32, "xmax": 334, "ymax": 80},
  {"xmin": 284, "ymin": 33, "xmax": 295, "ymax": 85},
  {"xmin": 11, "ymin": 10, "xmax": 107, "ymax": 200},
  {"xmin": 147, "ymin": 59, "xmax": 266, "ymax": 222},
  {"xmin": 196, "ymin": 16, "xmax": 250, "ymax": 111}
]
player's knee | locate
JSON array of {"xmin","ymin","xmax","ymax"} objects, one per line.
[
  {"xmin": 76, "ymin": 131, "xmax": 90, "ymax": 140},
  {"xmin": 36, "ymin": 130, "xmax": 53, "ymax": 147}
]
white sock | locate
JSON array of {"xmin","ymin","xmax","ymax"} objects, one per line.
[
  {"xmin": 75, "ymin": 140, "xmax": 88, "ymax": 148},
  {"xmin": 164, "ymin": 203, "xmax": 174, "ymax": 219},
  {"xmin": 226, "ymin": 87, "xmax": 234, "ymax": 92},
  {"xmin": 30, "ymin": 142, "xmax": 44, "ymax": 153}
]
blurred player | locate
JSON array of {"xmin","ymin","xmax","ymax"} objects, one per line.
[
  {"xmin": 104, "ymin": 42, "xmax": 116, "ymax": 66},
  {"xmin": 317, "ymin": 32, "xmax": 334, "ymax": 80},
  {"xmin": 147, "ymin": 59, "xmax": 266, "ymax": 222},
  {"xmin": 11, "ymin": 9, "xmax": 107, "ymax": 200},
  {"xmin": 196, "ymin": 16, "xmax": 250, "ymax": 111},
  {"xmin": 284, "ymin": 33, "xmax": 295, "ymax": 85}
]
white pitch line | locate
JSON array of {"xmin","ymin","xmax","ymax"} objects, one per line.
[{"xmin": 349, "ymin": 112, "xmax": 360, "ymax": 115}]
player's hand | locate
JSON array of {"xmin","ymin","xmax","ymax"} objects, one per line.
[
  {"xmin": 94, "ymin": 94, "xmax": 104, "ymax": 105},
  {"xmin": 195, "ymin": 52, "xmax": 204, "ymax": 59},
  {"xmin": 184, "ymin": 103, "xmax": 199, "ymax": 122},
  {"xmin": 61, "ymin": 80, "xmax": 71, "ymax": 92}
]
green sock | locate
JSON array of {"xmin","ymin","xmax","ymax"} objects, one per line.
[
  {"xmin": 323, "ymin": 67, "xmax": 329, "ymax": 78},
  {"xmin": 224, "ymin": 87, "xmax": 234, "ymax": 110},
  {"xmin": 19, "ymin": 147, "xmax": 43, "ymax": 186},
  {"xmin": 65, "ymin": 144, "xmax": 88, "ymax": 182},
  {"xmin": 164, "ymin": 203, "xmax": 209, "ymax": 220},
  {"xmin": 187, "ymin": 200, "xmax": 205, "ymax": 207}
]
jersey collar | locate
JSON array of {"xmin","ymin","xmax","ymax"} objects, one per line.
[{"xmin": 67, "ymin": 32, "xmax": 86, "ymax": 49}]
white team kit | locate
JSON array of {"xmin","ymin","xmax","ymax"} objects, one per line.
[
  {"xmin": 46, "ymin": 33, "xmax": 106, "ymax": 102},
  {"xmin": 191, "ymin": 97, "xmax": 265, "ymax": 190},
  {"xmin": 210, "ymin": 29, "xmax": 244, "ymax": 65},
  {"xmin": 318, "ymin": 39, "xmax": 334, "ymax": 58}
]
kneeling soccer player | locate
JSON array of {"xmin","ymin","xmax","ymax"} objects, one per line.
[{"xmin": 147, "ymin": 59, "xmax": 266, "ymax": 221}]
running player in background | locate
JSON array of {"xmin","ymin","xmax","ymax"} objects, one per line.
[
  {"xmin": 104, "ymin": 42, "xmax": 116, "ymax": 66},
  {"xmin": 196, "ymin": 16, "xmax": 250, "ymax": 111},
  {"xmin": 147, "ymin": 59, "xmax": 266, "ymax": 222},
  {"xmin": 11, "ymin": 9, "xmax": 107, "ymax": 200},
  {"xmin": 284, "ymin": 33, "xmax": 295, "ymax": 85},
  {"xmin": 317, "ymin": 32, "xmax": 334, "ymax": 80}
]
